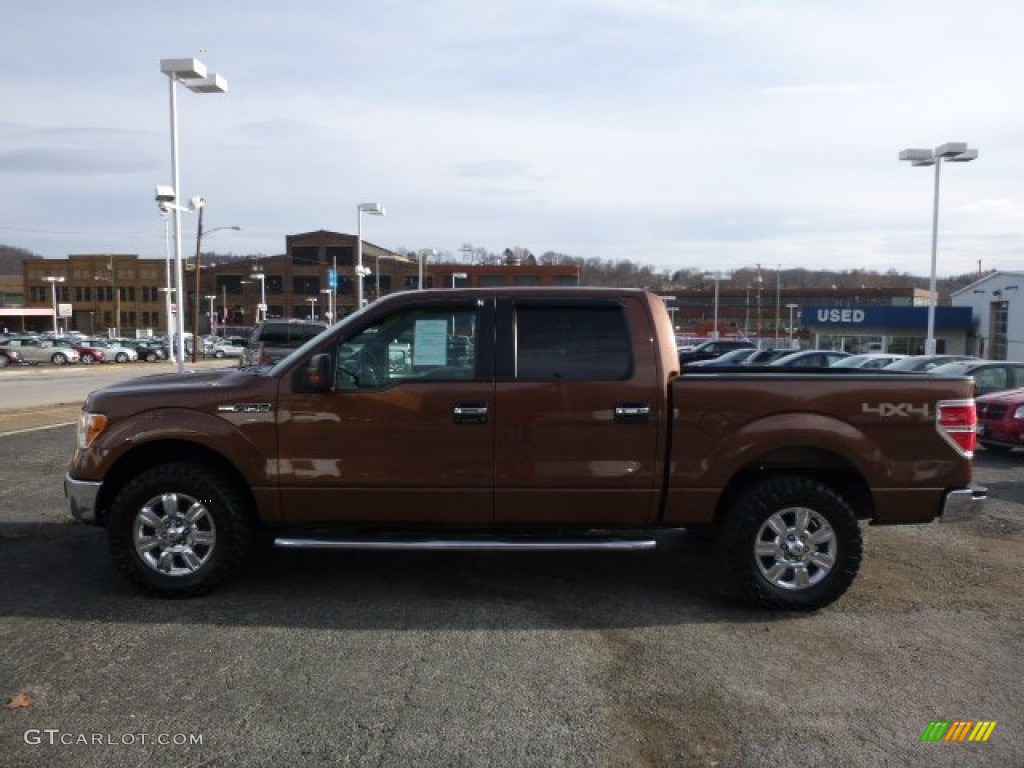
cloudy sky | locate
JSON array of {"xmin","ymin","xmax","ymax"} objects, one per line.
[{"xmin": 2, "ymin": 0, "xmax": 1022, "ymax": 277}]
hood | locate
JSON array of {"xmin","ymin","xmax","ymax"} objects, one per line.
[{"xmin": 85, "ymin": 367, "xmax": 267, "ymax": 411}]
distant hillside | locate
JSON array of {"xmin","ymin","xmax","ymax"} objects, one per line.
[{"xmin": 0, "ymin": 245, "xmax": 43, "ymax": 274}]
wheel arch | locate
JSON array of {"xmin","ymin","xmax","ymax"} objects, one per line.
[
  {"xmin": 715, "ymin": 446, "xmax": 874, "ymax": 524},
  {"xmin": 95, "ymin": 440, "xmax": 259, "ymax": 528}
]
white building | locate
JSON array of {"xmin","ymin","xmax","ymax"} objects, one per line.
[{"xmin": 951, "ymin": 271, "xmax": 1024, "ymax": 360}]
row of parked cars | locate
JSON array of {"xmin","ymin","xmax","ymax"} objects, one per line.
[
  {"xmin": 0, "ymin": 334, "xmax": 166, "ymax": 367},
  {"xmin": 679, "ymin": 339, "xmax": 1024, "ymax": 454}
]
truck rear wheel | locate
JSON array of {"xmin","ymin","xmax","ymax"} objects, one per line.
[
  {"xmin": 107, "ymin": 463, "xmax": 253, "ymax": 597},
  {"xmin": 719, "ymin": 475, "xmax": 862, "ymax": 610}
]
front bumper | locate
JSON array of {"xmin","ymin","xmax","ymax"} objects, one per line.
[
  {"xmin": 940, "ymin": 486, "xmax": 987, "ymax": 523},
  {"xmin": 64, "ymin": 472, "xmax": 102, "ymax": 525}
]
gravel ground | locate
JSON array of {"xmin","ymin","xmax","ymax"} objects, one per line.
[{"xmin": 0, "ymin": 423, "xmax": 1020, "ymax": 768}]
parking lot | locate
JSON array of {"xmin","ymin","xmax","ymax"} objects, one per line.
[{"xmin": 0, "ymin": 384, "xmax": 1021, "ymax": 767}]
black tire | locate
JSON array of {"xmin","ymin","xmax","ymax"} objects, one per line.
[
  {"xmin": 214, "ymin": 350, "xmax": 225, "ymax": 358},
  {"xmin": 107, "ymin": 463, "xmax": 253, "ymax": 597},
  {"xmin": 81, "ymin": 354, "xmax": 95, "ymax": 365},
  {"xmin": 0, "ymin": 354, "xmax": 9, "ymax": 368},
  {"xmin": 51, "ymin": 352, "xmax": 68, "ymax": 366},
  {"xmin": 718, "ymin": 475, "xmax": 862, "ymax": 611},
  {"xmin": 115, "ymin": 352, "xmax": 129, "ymax": 363}
]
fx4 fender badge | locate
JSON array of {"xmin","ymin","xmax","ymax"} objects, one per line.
[
  {"xmin": 862, "ymin": 402, "xmax": 930, "ymax": 418},
  {"xmin": 217, "ymin": 403, "xmax": 273, "ymax": 413}
]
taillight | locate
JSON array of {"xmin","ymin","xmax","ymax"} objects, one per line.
[{"xmin": 937, "ymin": 399, "xmax": 977, "ymax": 457}]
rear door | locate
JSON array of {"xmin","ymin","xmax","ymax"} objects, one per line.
[{"xmin": 492, "ymin": 297, "xmax": 666, "ymax": 526}]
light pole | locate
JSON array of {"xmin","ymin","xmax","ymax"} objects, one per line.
[
  {"xmin": 451, "ymin": 271, "xmax": 468, "ymax": 288},
  {"xmin": 251, "ymin": 271, "xmax": 266, "ymax": 322},
  {"xmin": 160, "ymin": 57, "xmax": 228, "ymax": 372},
  {"xmin": 44, "ymin": 276, "xmax": 64, "ymax": 335},
  {"xmin": 306, "ymin": 297, "xmax": 317, "ymax": 321},
  {"xmin": 191, "ymin": 218, "xmax": 239, "ymax": 362},
  {"xmin": 205, "ymin": 295, "xmax": 216, "ymax": 335},
  {"xmin": 786, "ymin": 303, "xmax": 799, "ymax": 346},
  {"xmin": 321, "ymin": 289, "xmax": 334, "ymax": 323},
  {"xmin": 356, "ymin": 202, "xmax": 385, "ymax": 310},
  {"xmin": 899, "ymin": 142, "xmax": 978, "ymax": 355},
  {"xmin": 703, "ymin": 271, "xmax": 727, "ymax": 339},
  {"xmin": 418, "ymin": 249, "xmax": 435, "ymax": 290}
]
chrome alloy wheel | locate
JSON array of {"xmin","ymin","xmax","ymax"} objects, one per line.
[
  {"xmin": 133, "ymin": 492, "xmax": 217, "ymax": 576},
  {"xmin": 754, "ymin": 507, "xmax": 836, "ymax": 591}
]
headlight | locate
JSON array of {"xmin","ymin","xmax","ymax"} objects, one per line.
[
  {"xmin": 77, "ymin": 411, "xmax": 108, "ymax": 450},
  {"xmin": 1013, "ymin": 405, "xmax": 1024, "ymax": 420}
]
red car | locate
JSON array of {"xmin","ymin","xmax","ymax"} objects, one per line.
[
  {"xmin": 51, "ymin": 339, "xmax": 107, "ymax": 364},
  {"xmin": 976, "ymin": 387, "xmax": 1024, "ymax": 453}
]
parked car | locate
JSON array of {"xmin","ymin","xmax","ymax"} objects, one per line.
[
  {"xmin": 211, "ymin": 336, "xmax": 248, "ymax": 359},
  {"xmin": 241, "ymin": 319, "xmax": 327, "ymax": 366},
  {"xmin": 926, "ymin": 360, "xmax": 1024, "ymax": 397},
  {"xmin": 830, "ymin": 353, "xmax": 909, "ymax": 370},
  {"xmin": 686, "ymin": 347, "xmax": 759, "ymax": 367},
  {"xmin": 883, "ymin": 354, "xmax": 979, "ymax": 372},
  {"xmin": 769, "ymin": 350, "xmax": 852, "ymax": 367},
  {"xmin": 0, "ymin": 347, "xmax": 25, "ymax": 367},
  {"xmin": 120, "ymin": 339, "xmax": 169, "ymax": 362},
  {"xmin": 743, "ymin": 348, "xmax": 795, "ymax": 365},
  {"xmin": 678, "ymin": 339, "xmax": 755, "ymax": 364},
  {"xmin": 87, "ymin": 339, "xmax": 138, "ymax": 363},
  {"xmin": 67, "ymin": 340, "xmax": 107, "ymax": 365},
  {"xmin": 0, "ymin": 337, "xmax": 80, "ymax": 365},
  {"xmin": 976, "ymin": 387, "xmax": 1024, "ymax": 452}
]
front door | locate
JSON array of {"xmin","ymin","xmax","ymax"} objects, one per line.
[{"xmin": 276, "ymin": 299, "xmax": 494, "ymax": 527}]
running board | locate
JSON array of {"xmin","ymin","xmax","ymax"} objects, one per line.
[{"xmin": 274, "ymin": 535, "xmax": 657, "ymax": 552}]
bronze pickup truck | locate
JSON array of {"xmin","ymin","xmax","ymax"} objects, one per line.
[{"xmin": 65, "ymin": 288, "xmax": 984, "ymax": 609}]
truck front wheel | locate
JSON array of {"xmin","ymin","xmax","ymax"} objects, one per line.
[
  {"xmin": 107, "ymin": 463, "xmax": 253, "ymax": 597},
  {"xmin": 719, "ymin": 475, "xmax": 862, "ymax": 611}
]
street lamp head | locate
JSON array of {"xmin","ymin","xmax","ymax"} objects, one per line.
[
  {"xmin": 185, "ymin": 73, "xmax": 228, "ymax": 94},
  {"xmin": 934, "ymin": 142, "xmax": 968, "ymax": 158},
  {"xmin": 947, "ymin": 148, "xmax": 978, "ymax": 163},
  {"xmin": 155, "ymin": 184, "xmax": 176, "ymax": 203},
  {"xmin": 358, "ymin": 202, "xmax": 385, "ymax": 216}
]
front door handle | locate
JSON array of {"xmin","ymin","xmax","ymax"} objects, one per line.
[
  {"xmin": 453, "ymin": 402, "xmax": 489, "ymax": 424},
  {"xmin": 614, "ymin": 403, "xmax": 651, "ymax": 424}
]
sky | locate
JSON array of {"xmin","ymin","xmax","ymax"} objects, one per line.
[{"xmin": 2, "ymin": 0, "xmax": 1023, "ymax": 278}]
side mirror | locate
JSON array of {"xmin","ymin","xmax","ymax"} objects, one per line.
[{"xmin": 294, "ymin": 353, "xmax": 332, "ymax": 393}]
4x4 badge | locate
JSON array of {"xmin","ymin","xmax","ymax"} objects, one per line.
[{"xmin": 862, "ymin": 403, "xmax": 930, "ymax": 418}]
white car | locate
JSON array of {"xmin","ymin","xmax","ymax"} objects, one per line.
[
  {"xmin": 0, "ymin": 337, "xmax": 80, "ymax": 365},
  {"xmin": 211, "ymin": 337, "xmax": 248, "ymax": 359},
  {"xmin": 88, "ymin": 340, "xmax": 139, "ymax": 363}
]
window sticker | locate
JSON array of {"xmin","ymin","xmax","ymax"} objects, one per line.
[{"xmin": 413, "ymin": 319, "xmax": 448, "ymax": 366}]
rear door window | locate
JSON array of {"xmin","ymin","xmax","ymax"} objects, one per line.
[{"xmin": 513, "ymin": 304, "xmax": 631, "ymax": 380}]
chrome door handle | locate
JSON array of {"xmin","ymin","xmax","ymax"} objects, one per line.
[
  {"xmin": 614, "ymin": 403, "xmax": 651, "ymax": 424},
  {"xmin": 453, "ymin": 403, "xmax": 489, "ymax": 424}
]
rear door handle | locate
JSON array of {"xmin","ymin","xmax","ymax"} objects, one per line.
[
  {"xmin": 614, "ymin": 403, "xmax": 651, "ymax": 424},
  {"xmin": 453, "ymin": 402, "xmax": 489, "ymax": 424}
]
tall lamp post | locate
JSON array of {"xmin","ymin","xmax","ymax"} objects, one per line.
[
  {"xmin": 703, "ymin": 271, "xmax": 727, "ymax": 339},
  {"xmin": 250, "ymin": 271, "xmax": 267, "ymax": 322},
  {"xmin": 191, "ymin": 219, "xmax": 240, "ymax": 362},
  {"xmin": 44, "ymin": 276, "xmax": 64, "ymax": 335},
  {"xmin": 160, "ymin": 57, "xmax": 228, "ymax": 372},
  {"xmin": 418, "ymin": 249, "xmax": 436, "ymax": 290},
  {"xmin": 321, "ymin": 289, "xmax": 334, "ymax": 323},
  {"xmin": 899, "ymin": 142, "xmax": 978, "ymax": 355},
  {"xmin": 306, "ymin": 297, "xmax": 317, "ymax": 320},
  {"xmin": 355, "ymin": 202, "xmax": 385, "ymax": 310},
  {"xmin": 786, "ymin": 303, "xmax": 799, "ymax": 346}
]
